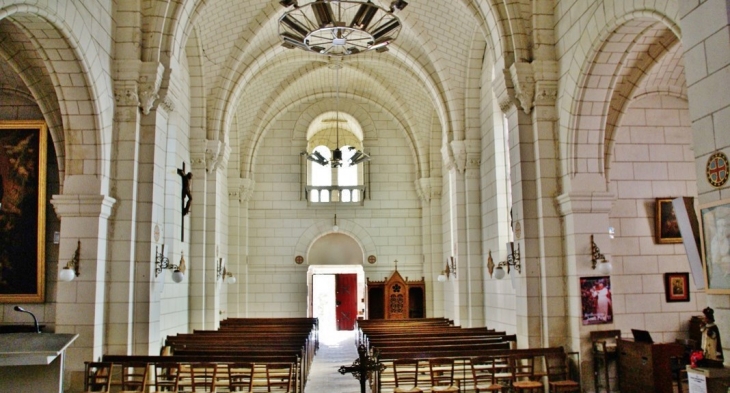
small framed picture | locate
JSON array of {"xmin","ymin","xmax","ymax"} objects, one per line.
[
  {"xmin": 664, "ymin": 272, "xmax": 690, "ymax": 302},
  {"xmin": 656, "ymin": 198, "xmax": 682, "ymax": 244}
]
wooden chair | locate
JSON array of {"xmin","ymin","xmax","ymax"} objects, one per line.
[
  {"xmin": 266, "ymin": 362, "xmax": 294, "ymax": 392},
  {"xmin": 392, "ymin": 358, "xmax": 423, "ymax": 393},
  {"xmin": 470, "ymin": 356, "xmax": 509, "ymax": 392},
  {"xmin": 591, "ymin": 330, "xmax": 620, "ymax": 393},
  {"xmin": 189, "ymin": 362, "xmax": 219, "ymax": 392},
  {"xmin": 84, "ymin": 362, "xmax": 113, "ymax": 392},
  {"xmin": 151, "ymin": 362, "xmax": 180, "ymax": 392},
  {"xmin": 510, "ymin": 354, "xmax": 543, "ymax": 393},
  {"xmin": 427, "ymin": 358, "xmax": 459, "ymax": 392},
  {"xmin": 545, "ymin": 352, "xmax": 580, "ymax": 393},
  {"xmin": 119, "ymin": 362, "xmax": 148, "ymax": 392},
  {"xmin": 228, "ymin": 362, "xmax": 255, "ymax": 392}
]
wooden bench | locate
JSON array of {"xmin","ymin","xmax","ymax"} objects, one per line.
[{"xmin": 101, "ymin": 354, "xmax": 302, "ymax": 392}]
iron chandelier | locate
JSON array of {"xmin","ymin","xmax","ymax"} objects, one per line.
[{"xmin": 278, "ymin": 0, "xmax": 408, "ymax": 56}]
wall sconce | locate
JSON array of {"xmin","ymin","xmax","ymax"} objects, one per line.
[
  {"xmin": 437, "ymin": 257, "xmax": 456, "ymax": 282},
  {"xmin": 155, "ymin": 245, "xmax": 186, "ymax": 283},
  {"xmin": 59, "ymin": 240, "xmax": 81, "ymax": 282},
  {"xmin": 591, "ymin": 234, "xmax": 612, "ymax": 274},
  {"xmin": 215, "ymin": 258, "xmax": 237, "ymax": 284},
  {"xmin": 493, "ymin": 242, "xmax": 520, "ymax": 279}
]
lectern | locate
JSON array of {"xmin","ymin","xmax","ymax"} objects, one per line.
[
  {"xmin": 0, "ymin": 333, "xmax": 78, "ymax": 393},
  {"xmin": 617, "ymin": 338, "xmax": 683, "ymax": 393}
]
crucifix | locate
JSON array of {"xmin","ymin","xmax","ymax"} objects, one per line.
[
  {"xmin": 338, "ymin": 344, "xmax": 386, "ymax": 393},
  {"xmin": 177, "ymin": 162, "xmax": 193, "ymax": 242}
]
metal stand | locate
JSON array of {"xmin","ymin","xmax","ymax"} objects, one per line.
[{"xmin": 338, "ymin": 344, "xmax": 385, "ymax": 393}]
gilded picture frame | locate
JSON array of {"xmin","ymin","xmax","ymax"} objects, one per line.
[
  {"xmin": 700, "ymin": 198, "xmax": 730, "ymax": 294},
  {"xmin": 655, "ymin": 198, "xmax": 682, "ymax": 244},
  {"xmin": 0, "ymin": 121, "xmax": 47, "ymax": 303}
]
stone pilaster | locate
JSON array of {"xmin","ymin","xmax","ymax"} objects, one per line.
[{"xmin": 50, "ymin": 194, "xmax": 116, "ymax": 370}]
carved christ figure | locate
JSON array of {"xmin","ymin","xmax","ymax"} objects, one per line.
[{"xmin": 177, "ymin": 164, "xmax": 192, "ymax": 216}]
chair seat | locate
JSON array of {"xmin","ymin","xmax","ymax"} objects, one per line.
[
  {"xmin": 475, "ymin": 383, "xmax": 503, "ymax": 392},
  {"xmin": 431, "ymin": 385, "xmax": 459, "ymax": 392},
  {"xmin": 549, "ymin": 380, "xmax": 580, "ymax": 392},
  {"xmin": 394, "ymin": 387, "xmax": 423, "ymax": 393},
  {"xmin": 513, "ymin": 380, "xmax": 544, "ymax": 390}
]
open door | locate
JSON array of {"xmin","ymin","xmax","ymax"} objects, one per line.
[{"xmin": 335, "ymin": 273, "xmax": 357, "ymax": 330}]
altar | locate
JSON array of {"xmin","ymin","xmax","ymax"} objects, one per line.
[{"xmin": 0, "ymin": 333, "xmax": 78, "ymax": 393}]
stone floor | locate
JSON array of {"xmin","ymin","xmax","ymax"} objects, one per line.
[{"xmin": 304, "ymin": 329, "xmax": 371, "ymax": 393}]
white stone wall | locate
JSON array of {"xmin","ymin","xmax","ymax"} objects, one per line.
[
  {"xmin": 609, "ymin": 94, "xmax": 704, "ymax": 342},
  {"xmin": 245, "ymin": 101, "xmax": 423, "ymax": 318}
]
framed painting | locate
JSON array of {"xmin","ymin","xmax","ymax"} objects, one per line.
[
  {"xmin": 0, "ymin": 121, "xmax": 47, "ymax": 303},
  {"xmin": 664, "ymin": 272, "xmax": 690, "ymax": 302},
  {"xmin": 656, "ymin": 198, "xmax": 682, "ymax": 244},
  {"xmin": 580, "ymin": 276, "xmax": 613, "ymax": 325},
  {"xmin": 700, "ymin": 198, "xmax": 730, "ymax": 294}
]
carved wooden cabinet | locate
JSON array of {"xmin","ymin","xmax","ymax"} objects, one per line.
[{"xmin": 367, "ymin": 270, "xmax": 425, "ymax": 320}]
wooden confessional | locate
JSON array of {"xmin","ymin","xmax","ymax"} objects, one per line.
[{"xmin": 366, "ymin": 270, "xmax": 425, "ymax": 319}]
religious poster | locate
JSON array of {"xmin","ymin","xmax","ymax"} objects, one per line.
[
  {"xmin": 0, "ymin": 121, "xmax": 47, "ymax": 303},
  {"xmin": 580, "ymin": 276, "xmax": 613, "ymax": 325}
]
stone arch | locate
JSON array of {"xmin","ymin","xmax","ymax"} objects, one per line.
[
  {"xmin": 0, "ymin": 3, "xmax": 113, "ymax": 194},
  {"xmin": 294, "ymin": 219, "xmax": 377, "ymax": 265},
  {"xmin": 562, "ymin": 5, "xmax": 680, "ymax": 193}
]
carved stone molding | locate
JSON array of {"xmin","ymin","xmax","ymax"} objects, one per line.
[
  {"xmin": 50, "ymin": 194, "xmax": 117, "ymax": 220},
  {"xmin": 415, "ymin": 177, "xmax": 443, "ymax": 202},
  {"xmin": 493, "ymin": 68, "xmax": 514, "ymax": 112},
  {"xmin": 450, "ymin": 140, "xmax": 467, "ymax": 173},
  {"xmin": 137, "ymin": 62, "xmax": 165, "ymax": 115},
  {"xmin": 240, "ymin": 178, "xmax": 255, "ymax": 202},
  {"xmin": 205, "ymin": 140, "xmax": 222, "ymax": 172},
  {"xmin": 556, "ymin": 191, "xmax": 616, "ymax": 217},
  {"xmin": 534, "ymin": 81, "xmax": 558, "ymax": 105},
  {"xmin": 114, "ymin": 60, "xmax": 165, "ymax": 116},
  {"xmin": 510, "ymin": 62, "xmax": 535, "ymax": 115},
  {"xmin": 159, "ymin": 96, "xmax": 176, "ymax": 114}
]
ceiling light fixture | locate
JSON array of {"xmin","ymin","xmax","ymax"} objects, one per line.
[{"xmin": 278, "ymin": 0, "xmax": 407, "ymax": 56}]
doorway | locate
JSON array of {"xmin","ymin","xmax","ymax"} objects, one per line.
[{"xmin": 308, "ymin": 265, "xmax": 365, "ymax": 332}]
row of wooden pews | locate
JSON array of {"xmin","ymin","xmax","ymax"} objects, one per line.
[
  {"xmin": 358, "ymin": 318, "xmax": 578, "ymax": 393},
  {"xmin": 89, "ymin": 317, "xmax": 318, "ymax": 392}
]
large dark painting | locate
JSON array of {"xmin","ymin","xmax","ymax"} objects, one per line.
[{"xmin": 0, "ymin": 121, "xmax": 47, "ymax": 303}]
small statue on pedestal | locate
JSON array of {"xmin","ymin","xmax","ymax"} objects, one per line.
[{"xmin": 701, "ymin": 307, "xmax": 724, "ymax": 364}]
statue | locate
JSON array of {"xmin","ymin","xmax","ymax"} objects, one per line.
[{"xmin": 701, "ymin": 307, "xmax": 724, "ymax": 362}]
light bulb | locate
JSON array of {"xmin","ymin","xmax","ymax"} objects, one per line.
[
  {"xmin": 225, "ymin": 275, "xmax": 237, "ymax": 284},
  {"xmin": 597, "ymin": 261, "xmax": 612, "ymax": 275},
  {"xmin": 171, "ymin": 270, "xmax": 184, "ymax": 283},
  {"xmin": 437, "ymin": 274, "xmax": 446, "ymax": 282},
  {"xmin": 59, "ymin": 267, "xmax": 75, "ymax": 282},
  {"xmin": 493, "ymin": 266, "xmax": 506, "ymax": 280}
]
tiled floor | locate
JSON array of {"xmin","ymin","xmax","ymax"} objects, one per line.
[{"xmin": 304, "ymin": 330, "xmax": 371, "ymax": 392}]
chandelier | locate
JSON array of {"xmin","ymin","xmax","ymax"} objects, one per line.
[
  {"xmin": 305, "ymin": 66, "xmax": 371, "ymax": 167},
  {"xmin": 278, "ymin": 0, "xmax": 408, "ymax": 56}
]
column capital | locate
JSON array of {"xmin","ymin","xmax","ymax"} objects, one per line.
[
  {"xmin": 50, "ymin": 194, "xmax": 116, "ymax": 219},
  {"xmin": 556, "ymin": 191, "xmax": 616, "ymax": 216},
  {"xmin": 510, "ymin": 62, "xmax": 535, "ymax": 115},
  {"xmin": 240, "ymin": 178, "xmax": 256, "ymax": 202},
  {"xmin": 114, "ymin": 60, "xmax": 165, "ymax": 115}
]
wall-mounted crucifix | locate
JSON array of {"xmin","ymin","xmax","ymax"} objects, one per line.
[{"xmin": 177, "ymin": 162, "xmax": 193, "ymax": 241}]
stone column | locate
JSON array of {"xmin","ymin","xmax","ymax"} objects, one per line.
[
  {"xmin": 416, "ymin": 177, "xmax": 443, "ymax": 318},
  {"xmin": 107, "ymin": 61, "xmax": 165, "ymax": 356}
]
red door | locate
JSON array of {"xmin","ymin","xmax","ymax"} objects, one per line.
[{"xmin": 335, "ymin": 274, "xmax": 357, "ymax": 330}]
